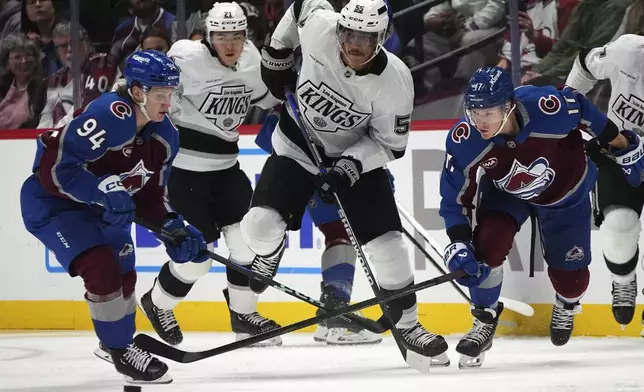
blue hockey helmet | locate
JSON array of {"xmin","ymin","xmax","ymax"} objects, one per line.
[
  {"xmin": 124, "ymin": 50, "xmax": 180, "ymax": 91},
  {"xmin": 464, "ymin": 67, "xmax": 516, "ymax": 138}
]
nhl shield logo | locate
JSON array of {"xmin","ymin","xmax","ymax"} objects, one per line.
[{"xmin": 494, "ymin": 157, "xmax": 555, "ymax": 200}]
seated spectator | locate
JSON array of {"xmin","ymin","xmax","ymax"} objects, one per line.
[
  {"xmin": 171, "ymin": 0, "xmax": 212, "ymax": 43},
  {"xmin": 419, "ymin": 0, "xmax": 507, "ymax": 90},
  {"xmin": 38, "ymin": 21, "xmax": 116, "ymax": 128},
  {"xmin": 21, "ymin": 0, "xmax": 63, "ymax": 76},
  {"xmin": 111, "ymin": 0, "xmax": 174, "ymax": 67},
  {"xmin": 521, "ymin": 0, "xmax": 631, "ymax": 87},
  {"xmin": 498, "ymin": 0, "xmax": 579, "ymax": 73},
  {"xmin": 0, "ymin": 0, "xmax": 21, "ymax": 40},
  {"xmin": 0, "ymin": 33, "xmax": 45, "ymax": 129},
  {"xmin": 140, "ymin": 26, "xmax": 171, "ymax": 53}
]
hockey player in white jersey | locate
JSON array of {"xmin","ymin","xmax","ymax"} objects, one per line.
[
  {"xmin": 138, "ymin": 2, "xmax": 283, "ymax": 346},
  {"xmin": 240, "ymin": 0, "xmax": 450, "ymax": 365},
  {"xmin": 566, "ymin": 34, "xmax": 644, "ymax": 329}
]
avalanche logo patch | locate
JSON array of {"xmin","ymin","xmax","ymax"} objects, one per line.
[
  {"xmin": 494, "ymin": 157, "xmax": 555, "ymax": 200},
  {"xmin": 119, "ymin": 160, "xmax": 154, "ymax": 195},
  {"xmin": 538, "ymin": 95, "xmax": 561, "ymax": 115},
  {"xmin": 119, "ymin": 243, "xmax": 134, "ymax": 259},
  {"xmin": 297, "ymin": 81, "xmax": 370, "ymax": 133},
  {"xmin": 565, "ymin": 245, "xmax": 585, "ymax": 262},
  {"xmin": 451, "ymin": 122, "xmax": 470, "ymax": 143}
]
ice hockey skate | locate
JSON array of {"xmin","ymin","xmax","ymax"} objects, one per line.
[
  {"xmin": 399, "ymin": 322, "xmax": 450, "ymax": 367},
  {"xmin": 223, "ymin": 288, "xmax": 283, "ymax": 346},
  {"xmin": 111, "ymin": 343, "xmax": 172, "ymax": 385},
  {"xmin": 611, "ymin": 277, "xmax": 637, "ymax": 326},
  {"xmin": 550, "ymin": 296, "xmax": 581, "ymax": 346},
  {"xmin": 313, "ymin": 283, "xmax": 382, "ymax": 345},
  {"xmin": 139, "ymin": 286, "xmax": 183, "ymax": 346},
  {"xmin": 456, "ymin": 303, "xmax": 504, "ymax": 369},
  {"xmin": 249, "ymin": 238, "xmax": 286, "ymax": 294}
]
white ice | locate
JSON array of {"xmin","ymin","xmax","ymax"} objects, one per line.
[{"xmin": 1, "ymin": 331, "xmax": 643, "ymax": 392}]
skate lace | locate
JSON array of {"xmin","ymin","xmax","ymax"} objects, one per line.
[
  {"xmin": 613, "ymin": 280, "xmax": 637, "ymax": 307},
  {"xmin": 462, "ymin": 319, "xmax": 494, "ymax": 345},
  {"xmin": 551, "ymin": 305, "xmax": 575, "ymax": 330},
  {"xmin": 123, "ymin": 345, "xmax": 153, "ymax": 372},
  {"xmin": 252, "ymin": 254, "xmax": 279, "ymax": 277},
  {"xmin": 244, "ymin": 312, "xmax": 271, "ymax": 326},
  {"xmin": 156, "ymin": 307, "xmax": 179, "ymax": 332},
  {"xmin": 402, "ymin": 324, "xmax": 437, "ymax": 347}
]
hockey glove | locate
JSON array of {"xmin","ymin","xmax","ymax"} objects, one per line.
[
  {"xmin": 160, "ymin": 217, "xmax": 209, "ymax": 264},
  {"xmin": 443, "ymin": 241, "xmax": 491, "ymax": 287},
  {"xmin": 314, "ymin": 157, "xmax": 362, "ymax": 204},
  {"xmin": 96, "ymin": 175, "xmax": 135, "ymax": 229},
  {"xmin": 260, "ymin": 46, "xmax": 298, "ymax": 100},
  {"xmin": 613, "ymin": 130, "xmax": 644, "ymax": 187}
]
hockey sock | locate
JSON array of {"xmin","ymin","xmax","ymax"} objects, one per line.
[
  {"xmin": 88, "ymin": 291, "xmax": 136, "ymax": 349},
  {"xmin": 469, "ymin": 265, "xmax": 503, "ymax": 309}
]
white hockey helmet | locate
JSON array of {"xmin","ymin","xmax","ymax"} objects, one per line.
[
  {"xmin": 337, "ymin": 0, "xmax": 389, "ymax": 63},
  {"xmin": 206, "ymin": 2, "xmax": 248, "ymax": 39}
]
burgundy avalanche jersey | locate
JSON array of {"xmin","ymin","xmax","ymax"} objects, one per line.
[
  {"xmin": 440, "ymin": 85, "xmax": 611, "ymax": 231},
  {"xmin": 33, "ymin": 92, "xmax": 178, "ymax": 226}
]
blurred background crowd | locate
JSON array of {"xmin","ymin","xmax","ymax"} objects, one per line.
[{"xmin": 0, "ymin": 0, "xmax": 640, "ymax": 130}]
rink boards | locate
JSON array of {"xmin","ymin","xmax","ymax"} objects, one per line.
[{"xmin": 1, "ymin": 121, "xmax": 643, "ymax": 337}]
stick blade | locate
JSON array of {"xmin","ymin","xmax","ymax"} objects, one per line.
[
  {"xmin": 499, "ymin": 296, "xmax": 535, "ymax": 317},
  {"xmin": 404, "ymin": 350, "xmax": 433, "ymax": 373}
]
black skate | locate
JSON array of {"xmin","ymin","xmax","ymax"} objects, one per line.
[
  {"xmin": 456, "ymin": 303, "xmax": 503, "ymax": 369},
  {"xmin": 611, "ymin": 278, "xmax": 637, "ymax": 327},
  {"xmin": 223, "ymin": 288, "xmax": 283, "ymax": 346},
  {"xmin": 314, "ymin": 283, "xmax": 382, "ymax": 345},
  {"xmin": 110, "ymin": 343, "xmax": 172, "ymax": 384},
  {"xmin": 399, "ymin": 323, "xmax": 450, "ymax": 367},
  {"xmin": 249, "ymin": 237, "xmax": 286, "ymax": 294},
  {"xmin": 139, "ymin": 288, "xmax": 183, "ymax": 346},
  {"xmin": 550, "ymin": 297, "xmax": 580, "ymax": 346}
]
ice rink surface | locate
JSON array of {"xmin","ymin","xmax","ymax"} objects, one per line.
[{"xmin": 1, "ymin": 331, "xmax": 643, "ymax": 392}]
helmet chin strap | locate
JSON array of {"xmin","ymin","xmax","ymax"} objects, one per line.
[
  {"xmin": 128, "ymin": 88, "xmax": 151, "ymax": 122},
  {"xmin": 490, "ymin": 103, "xmax": 516, "ymax": 138}
]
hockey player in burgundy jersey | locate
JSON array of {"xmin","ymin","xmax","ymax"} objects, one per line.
[
  {"xmin": 440, "ymin": 66, "xmax": 644, "ymax": 369},
  {"xmin": 20, "ymin": 50, "xmax": 208, "ymax": 385}
]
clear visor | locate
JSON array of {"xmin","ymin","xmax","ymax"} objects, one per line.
[
  {"xmin": 145, "ymin": 86, "xmax": 177, "ymax": 106},
  {"xmin": 210, "ymin": 31, "xmax": 246, "ymax": 43},
  {"xmin": 465, "ymin": 105, "xmax": 506, "ymax": 129},
  {"xmin": 336, "ymin": 24, "xmax": 380, "ymax": 53}
]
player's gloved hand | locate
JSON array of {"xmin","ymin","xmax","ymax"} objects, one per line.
[
  {"xmin": 613, "ymin": 130, "xmax": 644, "ymax": 187},
  {"xmin": 261, "ymin": 46, "xmax": 298, "ymax": 100},
  {"xmin": 96, "ymin": 175, "xmax": 135, "ymax": 229},
  {"xmin": 443, "ymin": 241, "xmax": 491, "ymax": 287},
  {"xmin": 160, "ymin": 216, "xmax": 209, "ymax": 264},
  {"xmin": 313, "ymin": 157, "xmax": 362, "ymax": 204}
]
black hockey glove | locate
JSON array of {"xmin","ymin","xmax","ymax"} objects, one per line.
[
  {"xmin": 314, "ymin": 157, "xmax": 362, "ymax": 204},
  {"xmin": 261, "ymin": 46, "xmax": 298, "ymax": 100}
]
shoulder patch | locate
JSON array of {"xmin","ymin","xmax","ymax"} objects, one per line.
[
  {"xmin": 110, "ymin": 101, "xmax": 133, "ymax": 120},
  {"xmin": 538, "ymin": 94, "xmax": 561, "ymax": 115},
  {"xmin": 451, "ymin": 122, "xmax": 471, "ymax": 143}
]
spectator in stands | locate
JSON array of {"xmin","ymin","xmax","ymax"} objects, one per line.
[
  {"xmin": 419, "ymin": 0, "xmax": 507, "ymax": 91},
  {"xmin": 0, "ymin": 0, "xmax": 21, "ymax": 40},
  {"xmin": 38, "ymin": 21, "xmax": 116, "ymax": 128},
  {"xmin": 140, "ymin": 26, "xmax": 171, "ymax": 53},
  {"xmin": 171, "ymin": 0, "xmax": 212, "ymax": 43},
  {"xmin": 521, "ymin": 0, "xmax": 631, "ymax": 86},
  {"xmin": 111, "ymin": 0, "xmax": 175, "ymax": 68},
  {"xmin": 0, "ymin": 33, "xmax": 45, "ymax": 129},
  {"xmin": 498, "ymin": 0, "xmax": 579, "ymax": 73},
  {"xmin": 21, "ymin": 0, "xmax": 63, "ymax": 77},
  {"xmin": 611, "ymin": 0, "xmax": 644, "ymax": 39}
]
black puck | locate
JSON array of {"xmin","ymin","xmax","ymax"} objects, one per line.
[{"xmin": 124, "ymin": 386, "xmax": 141, "ymax": 392}]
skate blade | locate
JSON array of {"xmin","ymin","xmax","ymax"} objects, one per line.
[
  {"xmin": 236, "ymin": 333, "xmax": 283, "ymax": 347},
  {"xmin": 93, "ymin": 347, "xmax": 113, "ymax": 364},
  {"xmin": 458, "ymin": 352, "xmax": 486, "ymax": 369},
  {"xmin": 125, "ymin": 372, "xmax": 173, "ymax": 385},
  {"xmin": 313, "ymin": 325, "xmax": 328, "ymax": 342},
  {"xmin": 405, "ymin": 351, "xmax": 450, "ymax": 373}
]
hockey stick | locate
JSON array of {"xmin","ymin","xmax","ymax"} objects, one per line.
[
  {"xmin": 134, "ymin": 217, "xmax": 386, "ymax": 334},
  {"xmin": 133, "ymin": 269, "xmax": 465, "ymax": 363},
  {"xmin": 284, "ymin": 90, "xmax": 434, "ymax": 373},
  {"xmin": 394, "ymin": 199, "xmax": 535, "ymax": 317}
]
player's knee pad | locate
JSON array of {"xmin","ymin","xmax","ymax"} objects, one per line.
[
  {"xmin": 240, "ymin": 206, "xmax": 287, "ymax": 256},
  {"xmin": 121, "ymin": 269, "xmax": 137, "ymax": 298},
  {"xmin": 548, "ymin": 266, "xmax": 590, "ymax": 300},
  {"xmin": 71, "ymin": 245, "xmax": 122, "ymax": 298},
  {"xmin": 473, "ymin": 212, "xmax": 517, "ymax": 268},
  {"xmin": 170, "ymin": 257, "xmax": 213, "ymax": 283},
  {"xmin": 600, "ymin": 207, "xmax": 641, "ymax": 264},
  {"xmin": 364, "ymin": 231, "xmax": 413, "ymax": 290},
  {"xmin": 222, "ymin": 222, "xmax": 255, "ymax": 266}
]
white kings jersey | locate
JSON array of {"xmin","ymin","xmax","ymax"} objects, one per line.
[
  {"xmin": 566, "ymin": 34, "xmax": 644, "ymax": 135},
  {"xmin": 270, "ymin": 0, "xmax": 414, "ymax": 174},
  {"xmin": 168, "ymin": 39, "xmax": 280, "ymax": 171}
]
